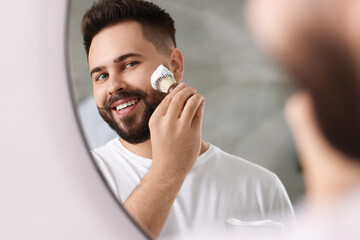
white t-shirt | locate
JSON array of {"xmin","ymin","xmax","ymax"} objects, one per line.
[{"xmin": 92, "ymin": 138, "xmax": 296, "ymax": 239}]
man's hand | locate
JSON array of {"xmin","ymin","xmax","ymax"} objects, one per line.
[
  {"xmin": 149, "ymin": 82, "xmax": 205, "ymax": 177},
  {"xmin": 123, "ymin": 82, "xmax": 205, "ymax": 239}
]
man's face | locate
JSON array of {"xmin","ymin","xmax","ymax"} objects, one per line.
[
  {"xmin": 88, "ymin": 21, "xmax": 167, "ymax": 144},
  {"xmin": 246, "ymin": 0, "xmax": 308, "ymax": 59}
]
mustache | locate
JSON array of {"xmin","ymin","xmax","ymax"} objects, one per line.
[{"xmin": 100, "ymin": 89, "xmax": 148, "ymax": 111}]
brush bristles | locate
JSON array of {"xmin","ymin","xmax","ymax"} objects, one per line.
[
  {"xmin": 154, "ymin": 75, "xmax": 176, "ymax": 93},
  {"xmin": 151, "ymin": 64, "xmax": 176, "ymax": 93}
]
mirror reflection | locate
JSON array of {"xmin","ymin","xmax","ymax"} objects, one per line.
[{"xmin": 68, "ymin": 0, "xmax": 304, "ymax": 238}]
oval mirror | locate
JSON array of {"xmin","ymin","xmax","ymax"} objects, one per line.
[{"xmin": 68, "ymin": 0, "xmax": 304, "ymax": 238}]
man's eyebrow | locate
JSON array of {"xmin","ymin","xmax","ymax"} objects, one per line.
[
  {"xmin": 113, "ymin": 53, "xmax": 142, "ymax": 63},
  {"xmin": 90, "ymin": 66, "xmax": 104, "ymax": 77},
  {"xmin": 90, "ymin": 53, "xmax": 143, "ymax": 77}
]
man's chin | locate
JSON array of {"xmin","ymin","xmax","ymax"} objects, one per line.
[
  {"xmin": 114, "ymin": 120, "xmax": 151, "ymax": 144},
  {"xmin": 117, "ymin": 129, "xmax": 150, "ymax": 144}
]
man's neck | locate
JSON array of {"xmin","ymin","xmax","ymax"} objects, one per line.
[{"xmin": 119, "ymin": 138, "xmax": 210, "ymax": 159}]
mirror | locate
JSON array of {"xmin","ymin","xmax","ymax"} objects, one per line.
[{"xmin": 68, "ymin": 0, "xmax": 304, "ymax": 238}]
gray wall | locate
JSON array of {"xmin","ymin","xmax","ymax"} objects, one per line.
[{"xmin": 68, "ymin": 0, "xmax": 304, "ymax": 204}]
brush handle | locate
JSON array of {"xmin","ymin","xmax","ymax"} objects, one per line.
[{"xmin": 167, "ymin": 83, "xmax": 180, "ymax": 94}]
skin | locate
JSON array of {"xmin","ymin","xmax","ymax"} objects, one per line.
[
  {"xmin": 246, "ymin": 0, "xmax": 360, "ymax": 210},
  {"xmin": 285, "ymin": 92, "xmax": 360, "ymax": 210},
  {"xmin": 88, "ymin": 21, "xmax": 209, "ymax": 238}
]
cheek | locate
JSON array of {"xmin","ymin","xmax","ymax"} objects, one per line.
[
  {"xmin": 129, "ymin": 68, "xmax": 154, "ymax": 90},
  {"xmin": 93, "ymin": 85, "xmax": 107, "ymax": 108},
  {"xmin": 247, "ymin": 0, "xmax": 295, "ymax": 52},
  {"xmin": 146, "ymin": 88, "xmax": 166, "ymax": 106}
]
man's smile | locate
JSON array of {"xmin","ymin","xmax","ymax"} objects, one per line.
[{"xmin": 111, "ymin": 97, "xmax": 141, "ymax": 116}]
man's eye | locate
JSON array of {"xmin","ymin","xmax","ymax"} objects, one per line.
[
  {"xmin": 123, "ymin": 61, "xmax": 139, "ymax": 69},
  {"xmin": 96, "ymin": 73, "xmax": 108, "ymax": 81}
]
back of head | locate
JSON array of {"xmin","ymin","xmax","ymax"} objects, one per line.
[
  {"xmin": 247, "ymin": 0, "xmax": 360, "ymax": 160},
  {"xmin": 82, "ymin": 0, "xmax": 176, "ymax": 57},
  {"xmin": 270, "ymin": 0, "xmax": 360, "ymax": 159},
  {"xmin": 286, "ymin": 30, "xmax": 360, "ymax": 159}
]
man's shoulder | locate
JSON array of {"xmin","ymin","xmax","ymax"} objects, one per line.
[
  {"xmin": 91, "ymin": 138, "xmax": 150, "ymax": 169},
  {"xmin": 208, "ymin": 144, "xmax": 279, "ymax": 182},
  {"xmin": 91, "ymin": 138, "xmax": 120, "ymax": 158}
]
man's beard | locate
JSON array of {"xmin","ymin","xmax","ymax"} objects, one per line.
[{"xmin": 97, "ymin": 89, "xmax": 166, "ymax": 144}]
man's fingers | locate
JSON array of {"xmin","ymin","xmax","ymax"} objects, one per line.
[
  {"xmin": 166, "ymin": 87, "xmax": 197, "ymax": 118},
  {"xmin": 191, "ymin": 98, "xmax": 205, "ymax": 129},
  {"xmin": 152, "ymin": 82, "xmax": 186, "ymax": 117},
  {"xmin": 180, "ymin": 93, "xmax": 204, "ymax": 125}
]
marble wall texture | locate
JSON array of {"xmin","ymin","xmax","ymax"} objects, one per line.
[{"xmin": 68, "ymin": 0, "xmax": 304, "ymax": 203}]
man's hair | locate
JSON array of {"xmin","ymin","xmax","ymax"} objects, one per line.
[
  {"xmin": 82, "ymin": 0, "xmax": 176, "ymax": 56},
  {"xmin": 282, "ymin": 30, "xmax": 360, "ymax": 159}
]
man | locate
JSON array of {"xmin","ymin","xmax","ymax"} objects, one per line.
[
  {"xmin": 245, "ymin": 0, "xmax": 360, "ymax": 239},
  {"xmin": 82, "ymin": 0, "xmax": 295, "ymax": 238}
]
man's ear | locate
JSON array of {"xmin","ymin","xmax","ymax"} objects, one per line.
[{"xmin": 169, "ymin": 48, "xmax": 184, "ymax": 82}]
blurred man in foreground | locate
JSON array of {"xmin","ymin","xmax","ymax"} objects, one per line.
[{"xmin": 246, "ymin": 0, "xmax": 360, "ymax": 239}]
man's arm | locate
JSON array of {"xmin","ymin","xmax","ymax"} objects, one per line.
[{"xmin": 124, "ymin": 83, "xmax": 205, "ymax": 238}]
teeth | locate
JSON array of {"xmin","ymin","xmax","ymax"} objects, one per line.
[{"xmin": 116, "ymin": 99, "xmax": 138, "ymax": 111}]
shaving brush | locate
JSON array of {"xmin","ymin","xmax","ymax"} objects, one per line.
[{"xmin": 150, "ymin": 64, "xmax": 179, "ymax": 93}]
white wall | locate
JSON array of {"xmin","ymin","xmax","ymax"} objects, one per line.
[{"xmin": 0, "ymin": 1, "xmax": 147, "ymax": 239}]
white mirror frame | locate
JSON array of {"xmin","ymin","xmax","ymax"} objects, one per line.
[{"xmin": 0, "ymin": 1, "xmax": 148, "ymax": 239}]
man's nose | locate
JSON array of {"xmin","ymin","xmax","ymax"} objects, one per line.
[{"xmin": 107, "ymin": 75, "xmax": 128, "ymax": 95}]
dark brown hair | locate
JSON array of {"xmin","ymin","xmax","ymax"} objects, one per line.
[
  {"xmin": 82, "ymin": 0, "xmax": 176, "ymax": 56},
  {"xmin": 281, "ymin": 31, "xmax": 360, "ymax": 159}
]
